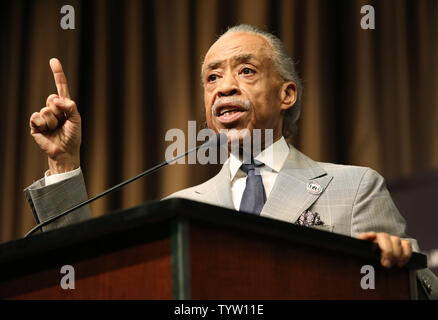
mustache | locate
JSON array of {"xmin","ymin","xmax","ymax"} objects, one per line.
[{"xmin": 211, "ymin": 97, "xmax": 251, "ymax": 117}]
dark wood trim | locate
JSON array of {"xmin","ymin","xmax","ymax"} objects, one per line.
[
  {"xmin": 170, "ymin": 218, "xmax": 191, "ymax": 299},
  {"xmin": 0, "ymin": 198, "xmax": 427, "ymax": 283},
  {"xmin": 0, "ymin": 198, "xmax": 426, "ymax": 299}
]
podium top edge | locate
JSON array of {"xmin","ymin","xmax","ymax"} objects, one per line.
[{"xmin": 0, "ymin": 198, "xmax": 427, "ymax": 270}]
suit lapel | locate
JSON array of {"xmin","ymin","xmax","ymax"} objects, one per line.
[
  {"xmin": 190, "ymin": 145, "xmax": 333, "ymax": 219},
  {"xmin": 261, "ymin": 145, "xmax": 333, "ymax": 224}
]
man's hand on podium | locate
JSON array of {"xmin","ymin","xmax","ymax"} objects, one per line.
[
  {"xmin": 357, "ymin": 232, "xmax": 413, "ymax": 269},
  {"xmin": 29, "ymin": 58, "xmax": 81, "ymax": 175}
]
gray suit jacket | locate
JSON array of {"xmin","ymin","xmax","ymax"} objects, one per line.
[{"xmin": 24, "ymin": 144, "xmax": 437, "ymax": 299}]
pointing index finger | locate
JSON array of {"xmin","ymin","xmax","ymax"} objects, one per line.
[{"xmin": 49, "ymin": 58, "xmax": 70, "ymax": 99}]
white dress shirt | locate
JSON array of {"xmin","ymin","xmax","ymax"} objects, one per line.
[
  {"xmin": 44, "ymin": 137, "xmax": 290, "ymax": 212},
  {"xmin": 228, "ymin": 136, "xmax": 290, "ymax": 210},
  {"xmin": 44, "ymin": 167, "xmax": 82, "ymax": 186}
]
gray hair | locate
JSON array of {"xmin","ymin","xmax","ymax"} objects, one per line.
[{"xmin": 203, "ymin": 24, "xmax": 303, "ymax": 137}]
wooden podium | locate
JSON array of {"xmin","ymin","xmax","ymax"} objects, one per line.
[{"xmin": 0, "ymin": 198, "xmax": 426, "ymax": 299}]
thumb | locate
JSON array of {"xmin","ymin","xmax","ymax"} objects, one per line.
[
  {"xmin": 55, "ymin": 98, "xmax": 79, "ymax": 120},
  {"xmin": 31, "ymin": 131, "xmax": 51, "ymax": 151}
]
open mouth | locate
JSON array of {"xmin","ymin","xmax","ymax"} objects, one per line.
[{"xmin": 215, "ymin": 105, "xmax": 247, "ymax": 124}]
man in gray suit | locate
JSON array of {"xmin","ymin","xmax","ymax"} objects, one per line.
[{"xmin": 27, "ymin": 25, "xmax": 437, "ymax": 298}]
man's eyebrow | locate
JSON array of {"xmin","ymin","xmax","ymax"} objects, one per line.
[
  {"xmin": 205, "ymin": 60, "xmax": 224, "ymax": 71},
  {"xmin": 232, "ymin": 54, "xmax": 254, "ymax": 64},
  {"xmin": 204, "ymin": 54, "xmax": 256, "ymax": 72}
]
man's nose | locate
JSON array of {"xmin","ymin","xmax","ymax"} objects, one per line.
[{"xmin": 218, "ymin": 74, "xmax": 239, "ymax": 97}]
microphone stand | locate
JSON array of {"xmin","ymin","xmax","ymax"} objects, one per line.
[{"xmin": 24, "ymin": 133, "xmax": 226, "ymax": 238}]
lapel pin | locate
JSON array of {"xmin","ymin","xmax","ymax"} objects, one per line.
[{"xmin": 307, "ymin": 182, "xmax": 323, "ymax": 195}]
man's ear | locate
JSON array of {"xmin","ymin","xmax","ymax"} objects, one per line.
[{"xmin": 279, "ymin": 81, "xmax": 297, "ymax": 111}]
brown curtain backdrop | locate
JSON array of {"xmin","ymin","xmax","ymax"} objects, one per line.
[{"xmin": 1, "ymin": 0, "xmax": 437, "ymax": 243}]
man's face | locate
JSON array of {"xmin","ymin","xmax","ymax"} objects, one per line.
[{"xmin": 202, "ymin": 32, "xmax": 288, "ymax": 142}]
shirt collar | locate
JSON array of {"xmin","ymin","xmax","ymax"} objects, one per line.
[{"xmin": 228, "ymin": 136, "xmax": 290, "ymax": 180}]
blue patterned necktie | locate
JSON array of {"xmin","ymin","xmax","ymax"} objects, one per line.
[{"xmin": 239, "ymin": 160, "xmax": 266, "ymax": 215}]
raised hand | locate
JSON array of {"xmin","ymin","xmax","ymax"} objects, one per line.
[{"xmin": 30, "ymin": 58, "xmax": 81, "ymax": 174}]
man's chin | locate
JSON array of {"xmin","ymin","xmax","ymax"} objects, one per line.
[
  {"xmin": 224, "ymin": 128, "xmax": 252, "ymax": 143},
  {"xmin": 221, "ymin": 127, "xmax": 277, "ymax": 156}
]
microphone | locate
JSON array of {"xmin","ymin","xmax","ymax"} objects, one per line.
[{"xmin": 24, "ymin": 132, "xmax": 228, "ymax": 238}]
